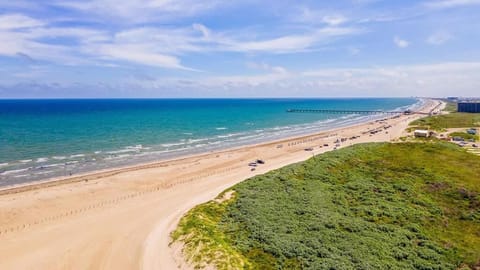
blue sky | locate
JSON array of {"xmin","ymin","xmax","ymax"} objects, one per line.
[{"xmin": 0, "ymin": 0, "xmax": 479, "ymax": 98}]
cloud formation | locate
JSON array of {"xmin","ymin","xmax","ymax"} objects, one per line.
[
  {"xmin": 393, "ymin": 36, "xmax": 409, "ymax": 48},
  {"xmin": 0, "ymin": 1, "xmax": 479, "ymax": 97}
]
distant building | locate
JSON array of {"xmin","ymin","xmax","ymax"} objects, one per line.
[
  {"xmin": 414, "ymin": 130, "xmax": 429, "ymax": 138},
  {"xmin": 458, "ymin": 102, "xmax": 480, "ymax": 113}
]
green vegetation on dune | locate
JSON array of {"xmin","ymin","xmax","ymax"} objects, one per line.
[
  {"xmin": 172, "ymin": 142, "xmax": 480, "ymax": 270},
  {"xmin": 410, "ymin": 113, "xmax": 480, "ymax": 131},
  {"xmin": 444, "ymin": 102, "xmax": 458, "ymax": 113}
]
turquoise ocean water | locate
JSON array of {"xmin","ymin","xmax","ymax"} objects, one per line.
[{"xmin": 0, "ymin": 98, "xmax": 420, "ymax": 186}]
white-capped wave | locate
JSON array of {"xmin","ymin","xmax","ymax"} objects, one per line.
[
  {"xmin": 195, "ymin": 144, "xmax": 208, "ymax": 148},
  {"xmin": 36, "ymin": 157, "xmax": 48, "ymax": 163},
  {"xmin": 126, "ymin": 145, "xmax": 143, "ymax": 150},
  {"xmin": 161, "ymin": 142, "xmax": 186, "ymax": 148},
  {"xmin": 215, "ymin": 127, "xmax": 228, "ymax": 130},
  {"xmin": 106, "ymin": 149, "xmax": 136, "ymax": 154},
  {"xmin": 52, "ymin": 156, "xmax": 66, "ymax": 160},
  {"xmin": 1, "ymin": 168, "xmax": 30, "ymax": 176},
  {"xmin": 187, "ymin": 138, "xmax": 209, "ymax": 143},
  {"xmin": 70, "ymin": 154, "xmax": 85, "ymax": 158}
]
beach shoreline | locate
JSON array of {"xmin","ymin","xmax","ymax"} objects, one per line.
[
  {"xmin": 0, "ymin": 116, "xmax": 402, "ymax": 195},
  {"xmin": 0, "ymin": 98, "xmax": 442, "ymax": 270},
  {"xmin": 0, "ymin": 99, "xmax": 424, "ymax": 195},
  {"xmin": 0, "ymin": 98, "xmax": 423, "ymax": 187}
]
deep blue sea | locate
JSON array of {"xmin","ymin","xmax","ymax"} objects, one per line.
[{"xmin": 0, "ymin": 98, "xmax": 420, "ymax": 186}]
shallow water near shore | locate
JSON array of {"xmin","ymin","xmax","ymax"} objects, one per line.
[{"xmin": 0, "ymin": 98, "xmax": 420, "ymax": 186}]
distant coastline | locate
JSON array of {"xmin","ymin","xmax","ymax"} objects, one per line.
[{"xmin": 0, "ymin": 98, "xmax": 420, "ymax": 187}]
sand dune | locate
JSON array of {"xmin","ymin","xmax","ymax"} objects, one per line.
[{"xmin": 0, "ymin": 99, "xmax": 441, "ymax": 270}]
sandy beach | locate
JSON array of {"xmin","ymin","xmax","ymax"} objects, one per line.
[{"xmin": 0, "ymin": 99, "xmax": 441, "ymax": 270}]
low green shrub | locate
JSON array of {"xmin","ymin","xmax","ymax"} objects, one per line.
[{"xmin": 172, "ymin": 142, "xmax": 480, "ymax": 269}]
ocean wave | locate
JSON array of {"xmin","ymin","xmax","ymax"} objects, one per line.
[
  {"xmin": 106, "ymin": 149, "xmax": 137, "ymax": 154},
  {"xmin": 13, "ymin": 174, "xmax": 30, "ymax": 178},
  {"xmin": 216, "ymin": 132, "xmax": 243, "ymax": 139},
  {"xmin": 52, "ymin": 156, "xmax": 67, "ymax": 160},
  {"xmin": 65, "ymin": 161, "xmax": 79, "ymax": 165},
  {"xmin": 195, "ymin": 144, "xmax": 208, "ymax": 148},
  {"xmin": 161, "ymin": 142, "xmax": 186, "ymax": 148},
  {"xmin": 126, "ymin": 145, "xmax": 143, "ymax": 150},
  {"xmin": 0, "ymin": 163, "xmax": 8, "ymax": 167},
  {"xmin": 1, "ymin": 168, "xmax": 30, "ymax": 176},
  {"xmin": 215, "ymin": 127, "xmax": 228, "ymax": 130},
  {"xmin": 41, "ymin": 163, "xmax": 64, "ymax": 169},
  {"xmin": 36, "ymin": 157, "xmax": 49, "ymax": 163},
  {"xmin": 70, "ymin": 154, "xmax": 85, "ymax": 158},
  {"xmin": 20, "ymin": 159, "xmax": 32, "ymax": 163},
  {"xmin": 187, "ymin": 138, "xmax": 209, "ymax": 143}
]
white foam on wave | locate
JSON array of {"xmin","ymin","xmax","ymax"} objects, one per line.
[
  {"xmin": 65, "ymin": 161, "xmax": 79, "ymax": 165},
  {"xmin": 106, "ymin": 149, "xmax": 136, "ymax": 154},
  {"xmin": 126, "ymin": 145, "xmax": 143, "ymax": 150},
  {"xmin": 215, "ymin": 127, "xmax": 228, "ymax": 130},
  {"xmin": 41, "ymin": 163, "xmax": 64, "ymax": 169},
  {"xmin": 195, "ymin": 144, "xmax": 208, "ymax": 148},
  {"xmin": 1, "ymin": 168, "xmax": 30, "ymax": 176},
  {"xmin": 70, "ymin": 154, "xmax": 85, "ymax": 158},
  {"xmin": 20, "ymin": 159, "xmax": 32, "ymax": 163},
  {"xmin": 52, "ymin": 156, "xmax": 66, "ymax": 160},
  {"xmin": 161, "ymin": 142, "xmax": 186, "ymax": 148},
  {"xmin": 216, "ymin": 132, "xmax": 243, "ymax": 139},
  {"xmin": 0, "ymin": 163, "xmax": 8, "ymax": 167},
  {"xmin": 36, "ymin": 157, "xmax": 49, "ymax": 163},
  {"xmin": 187, "ymin": 138, "xmax": 209, "ymax": 143}
]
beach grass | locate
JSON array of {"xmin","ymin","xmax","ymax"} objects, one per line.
[
  {"xmin": 410, "ymin": 113, "xmax": 480, "ymax": 131},
  {"xmin": 444, "ymin": 102, "xmax": 458, "ymax": 113},
  {"xmin": 172, "ymin": 142, "xmax": 480, "ymax": 270}
]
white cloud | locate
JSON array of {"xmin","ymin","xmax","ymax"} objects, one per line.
[
  {"xmin": 121, "ymin": 62, "xmax": 480, "ymax": 97},
  {"xmin": 425, "ymin": 0, "xmax": 480, "ymax": 9},
  {"xmin": 293, "ymin": 7, "xmax": 348, "ymax": 26},
  {"xmin": 53, "ymin": 0, "xmax": 221, "ymax": 23},
  {"xmin": 427, "ymin": 32, "xmax": 452, "ymax": 45},
  {"xmin": 0, "ymin": 12, "xmax": 361, "ymax": 69},
  {"xmin": 93, "ymin": 44, "xmax": 190, "ymax": 70},
  {"xmin": 225, "ymin": 27, "xmax": 360, "ymax": 53},
  {"xmin": 3, "ymin": 62, "xmax": 480, "ymax": 97},
  {"xmin": 246, "ymin": 62, "xmax": 288, "ymax": 74},
  {"xmin": 393, "ymin": 36, "xmax": 409, "ymax": 48},
  {"xmin": 0, "ymin": 14, "xmax": 44, "ymax": 29},
  {"xmin": 322, "ymin": 15, "xmax": 348, "ymax": 26}
]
